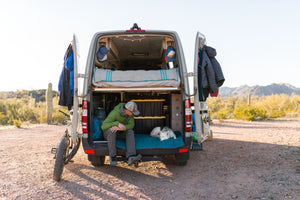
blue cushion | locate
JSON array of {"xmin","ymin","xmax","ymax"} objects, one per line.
[{"xmin": 116, "ymin": 131, "xmax": 184, "ymax": 149}]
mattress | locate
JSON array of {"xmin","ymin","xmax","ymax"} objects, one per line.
[{"xmin": 93, "ymin": 68, "xmax": 180, "ymax": 88}]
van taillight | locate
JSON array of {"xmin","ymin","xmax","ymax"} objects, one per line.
[
  {"xmin": 185, "ymin": 99, "xmax": 192, "ymax": 132},
  {"xmin": 85, "ymin": 149, "xmax": 94, "ymax": 154},
  {"xmin": 82, "ymin": 100, "xmax": 88, "ymax": 133},
  {"xmin": 179, "ymin": 148, "xmax": 189, "ymax": 153}
]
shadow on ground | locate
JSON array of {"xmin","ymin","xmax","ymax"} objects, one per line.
[{"xmin": 60, "ymin": 136, "xmax": 300, "ymax": 200}]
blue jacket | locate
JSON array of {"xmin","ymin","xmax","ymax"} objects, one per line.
[{"xmin": 58, "ymin": 44, "xmax": 74, "ymax": 110}]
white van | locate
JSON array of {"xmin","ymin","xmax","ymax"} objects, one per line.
[{"xmin": 55, "ymin": 24, "xmax": 211, "ymax": 172}]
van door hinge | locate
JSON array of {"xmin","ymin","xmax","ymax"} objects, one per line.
[
  {"xmin": 75, "ymin": 73, "xmax": 88, "ymax": 78},
  {"xmin": 185, "ymin": 72, "xmax": 195, "ymax": 77},
  {"xmin": 75, "ymin": 133, "xmax": 88, "ymax": 139}
]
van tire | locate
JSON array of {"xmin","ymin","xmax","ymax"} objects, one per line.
[
  {"xmin": 175, "ymin": 152, "xmax": 189, "ymax": 166},
  {"xmin": 88, "ymin": 155, "xmax": 105, "ymax": 166},
  {"xmin": 176, "ymin": 160, "xmax": 188, "ymax": 166},
  {"xmin": 53, "ymin": 136, "xmax": 67, "ymax": 181}
]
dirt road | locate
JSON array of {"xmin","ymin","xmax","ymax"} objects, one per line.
[{"xmin": 0, "ymin": 120, "xmax": 299, "ymax": 200}]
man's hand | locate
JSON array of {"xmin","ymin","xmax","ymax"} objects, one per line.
[
  {"xmin": 118, "ymin": 123, "xmax": 126, "ymax": 131},
  {"xmin": 110, "ymin": 126, "xmax": 119, "ymax": 133}
]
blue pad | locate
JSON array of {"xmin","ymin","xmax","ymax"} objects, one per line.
[{"xmin": 116, "ymin": 132, "xmax": 184, "ymax": 149}]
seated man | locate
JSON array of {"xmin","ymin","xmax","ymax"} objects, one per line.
[{"xmin": 101, "ymin": 101, "xmax": 142, "ymax": 166}]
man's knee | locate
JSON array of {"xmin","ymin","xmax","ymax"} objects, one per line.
[
  {"xmin": 126, "ymin": 129, "xmax": 134, "ymax": 135},
  {"xmin": 104, "ymin": 128, "xmax": 116, "ymax": 139}
]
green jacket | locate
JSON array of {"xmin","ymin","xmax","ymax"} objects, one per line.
[{"xmin": 101, "ymin": 103, "xmax": 135, "ymax": 132}]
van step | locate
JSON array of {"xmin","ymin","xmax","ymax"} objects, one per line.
[
  {"xmin": 141, "ymin": 156, "xmax": 162, "ymax": 162},
  {"xmin": 113, "ymin": 155, "xmax": 162, "ymax": 162}
]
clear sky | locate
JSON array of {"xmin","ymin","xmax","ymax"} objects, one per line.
[{"xmin": 1, "ymin": 0, "xmax": 300, "ymax": 91}]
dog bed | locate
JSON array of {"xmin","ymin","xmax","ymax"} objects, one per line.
[{"xmin": 116, "ymin": 131, "xmax": 184, "ymax": 149}]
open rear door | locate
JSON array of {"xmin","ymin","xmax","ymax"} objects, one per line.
[
  {"xmin": 71, "ymin": 34, "xmax": 80, "ymax": 139},
  {"xmin": 193, "ymin": 32, "xmax": 210, "ymax": 143}
]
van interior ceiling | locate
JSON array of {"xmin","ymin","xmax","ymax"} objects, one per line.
[{"xmin": 95, "ymin": 34, "xmax": 176, "ymax": 70}]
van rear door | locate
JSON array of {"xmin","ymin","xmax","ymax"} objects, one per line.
[
  {"xmin": 193, "ymin": 32, "xmax": 210, "ymax": 143},
  {"xmin": 71, "ymin": 34, "xmax": 80, "ymax": 137}
]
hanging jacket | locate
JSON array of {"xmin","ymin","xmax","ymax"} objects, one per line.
[
  {"xmin": 198, "ymin": 50, "xmax": 208, "ymax": 101},
  {"xmin": 201, "ymin": 48, "xmax": 218, "ymax": 93},
  {"xmin": 58, "ymin": 44, "xmax": 74, "ymax": 110},
  {"xmin": 201, "ymin": 45, "xmax": 225, "ymax": 93},
  {"xmin": 204, "ymin": 46, "xmax": 225, "ymax": 87}
]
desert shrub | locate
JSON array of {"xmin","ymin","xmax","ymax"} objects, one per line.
[
  {"xmin": 286, "ymin": 94, "xmax": 300, "ymax": 114},
  {"xmin": 0, "ymin": 101, "xmax": 6, "ymax": 113},
  {"xmin": 207, "ymin": 94, "xmax": 299, "ymax": 121},
  {"xmin": 39, "ymin": 115, "xmax": 47, "ymax": 124},
  {"xmin": 0, "ymin": 112, "xmax": 8, "ymax": 125},
  {"xmin": 253, "ymin": 106, "xmax": 268, "ymax": 119},
  {"xmin": 0, "ymin": 94, "xmax": 71, "ymax": 126},
  {"xmin": 19, "ymin": 107, "xmax": 38, "ymax": 123},
  {"xmin": 207, "ymin": 97, "xmax": 224, "ymax": 114},
  {"xmin": 234, "ymin": 105, "xmax": 255, "ymax": 121},
  {"xmin": 207, "ymin": 97, "xmax": 236, "ymax": 120},
  {"xmin": 234, "ymin": 105, "xmax": 267, "ymax": 121},
  {"xmin": 6, "ymin": 100, "xmax": 22, "ymax": 122},
  {"xmin": 13, "ymin": 119, "xmax": 22, "ymax": 128},
  {"xmin": 255, "ymin": 94, "xmax": 297, "ymax": 118},
  {"xmin": 285, "ymin": 112, "xmax": 300, "ymax": 118},
  {"xmin": 216, "ymin": 107, "xmax": 232, "ymax": 120}
]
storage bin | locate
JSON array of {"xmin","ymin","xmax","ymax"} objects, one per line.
[
  {"xmin": 134, "ymin": 116, "xmax": 165, "ymax": 134},
  {"xmin": 132, "ymin": 99, "xmax": 165, "ymax": 116}
]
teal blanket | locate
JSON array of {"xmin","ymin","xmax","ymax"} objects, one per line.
[{"xmin": 116, "ymin": 132, "xmax": 184, "ymax": 149}]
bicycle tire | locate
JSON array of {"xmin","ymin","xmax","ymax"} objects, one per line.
[
  {"xmin": 65, "ymin": 137, "xmax": 81, "ymax": 163},
  {"xmin": 53, "ymin": 136, "xmax": 68, "ymax": 181}
]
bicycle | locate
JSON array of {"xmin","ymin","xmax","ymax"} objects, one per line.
[{"xmin": 52, "ymin": 110, "xmax": 81, "ymax": 181}]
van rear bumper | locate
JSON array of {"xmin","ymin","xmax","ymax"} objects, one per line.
[{"xmin": 82, "ymin": 136, "xmax": 192, "ymax": 157}]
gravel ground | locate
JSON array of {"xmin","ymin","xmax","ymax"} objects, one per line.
[{"xmin": 0, "ymin": 120, "xmax": 299, "ymax": 200}]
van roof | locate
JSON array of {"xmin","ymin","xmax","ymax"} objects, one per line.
[{"xmin": 92, "ymin": 30, "xmax": 179, "ymax": 38}]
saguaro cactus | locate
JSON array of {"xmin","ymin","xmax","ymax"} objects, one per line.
[{"xmin": 46, "ymin": 83, "xmax": 53, "ymax": 124}]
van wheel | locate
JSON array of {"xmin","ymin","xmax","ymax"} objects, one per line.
[
  {"xmin": 175, "ymin": 153, "xmax": 189, "ymax": 166},
  {"xmin": 88, "ymin": 155, "xmax": 105, "ymax": 166},
  {"xmin": 176, "ymin": 160, "xmax": 188, "ymax": 166}
]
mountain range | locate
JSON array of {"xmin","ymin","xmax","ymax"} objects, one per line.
[{"xmin": 219, "ymin": 83, "xmax": 300, "ymax": 97}]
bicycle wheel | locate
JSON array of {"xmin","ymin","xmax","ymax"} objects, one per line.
[
  {"xmin": 65, "ymin": 136, "xmax": 81, "ymax": 163},
  {"xmin": 53, "ymin": 136, "xmax": 68, "ymax": 181}
]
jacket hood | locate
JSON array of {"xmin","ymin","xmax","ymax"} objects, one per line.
[
  {"xmin": 113, "ymin": 103, "xmax": 125, "ymax": 111},
  {"xmin": 204, "ymin": 45, "xmax": 217, "ymax": 58}
]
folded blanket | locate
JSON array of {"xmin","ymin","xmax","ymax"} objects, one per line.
[{"xmin": 93, "ymin": 68, "xmax": 180, "ymax": 88}]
